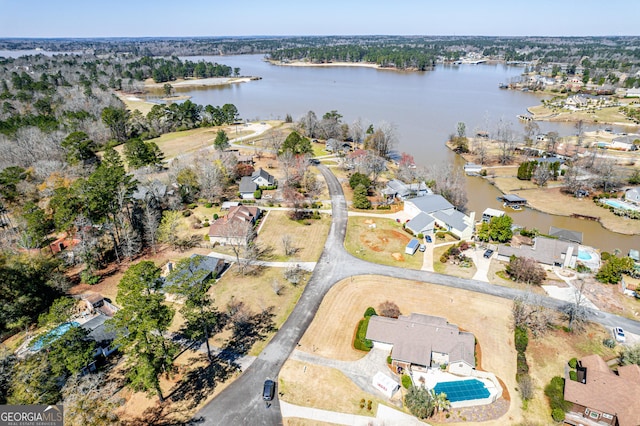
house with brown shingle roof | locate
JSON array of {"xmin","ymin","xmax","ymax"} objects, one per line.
[
  {"xmin": 208, "ymin": 205, "xmax": 261, "ymax": 246},
  {"xmin": 563, "ymin": 354, "xmax": 640, "ymax": 426},
  {"xmin": 366, "ymin": 313, "xmax": 476, "ymax": 376}
]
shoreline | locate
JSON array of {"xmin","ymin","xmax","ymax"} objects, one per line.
[
  {"xmin": 265, "ymin": 59, "xmax": 427, "ymax": 73},
  {"xmin": 145, "ymin": 76, "xmax": 257, "ymax": 90},
  {"xmin": 448, "ymin": 144, "xmax": 640, "ymax": 236}
]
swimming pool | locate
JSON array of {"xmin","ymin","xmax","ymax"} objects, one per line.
[
  {"xmin": 433, "ymin": 379, "xmax": 490, "ymax": 403},
  {"xmin": 578, "ymin": 250, "xmax": 593, "ymax": 261},
  {"xmin": 30, "ymin": 321, "xmax": 79, "ymax": 351},
  {"xmin": 603, "ymin": 199, "xmax": 635, "ymax": 211}
]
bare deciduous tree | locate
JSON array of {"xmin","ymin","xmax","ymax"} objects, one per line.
[
  {"xmin": 281, "ymin": 234, "xmax": 298, "ymax": 256},
  {"xmin": 284, "ymin": 264, "xmax": 305, "ymax": 285},
  {"xmin": 561, "ymin": 279, "xmax": 590, "ymax": 332},
  {"xmin": 533, "ymin": 164, "xmax": 553, "ymax": 187},
  {"xmin": 591, "ymin": 157, "xmax": 620, "ymax": 193},
  {"xmin": 423, "ymin": 164, "xmax": 468, "ymax": 210},
  {"xmin": 512, "ymin": 293, "xmax": 555, "ymax": 337}
]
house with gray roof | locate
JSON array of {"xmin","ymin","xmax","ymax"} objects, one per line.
[
  {"xmin": 404, "ymin": 194, "xmax": 475, "ymax": 240},
  {"xmin": 405, "ymin": 212, "xmax": 435, "ymax": 236},
  {"xmin": 163, "ymin": 254, "xmax": 225, "ymax": 290},
  {"xmin": 239, "ymin": 176, "xmax": 258, "ymax": 199},
  {"xmin": 549, "ymin": 226, "xmax": 583, "ymax": 244},
  {"xmin": 625, "ymin": 186, "xmax": 640, "ymax": 205},
  {"xmin": 382, "ymin": 179, "xmax": 430, "ymax": 201},
  {"xmin": 251, "ymin": 168, "xmax": 276, "ymax": 187},
  {"xmin": 366, "ymin": 313, "xmax": 476, "ymax": 376},
  {"xmin": 496, "ymin": 236, "xmax": 578, "ymax": 268}
]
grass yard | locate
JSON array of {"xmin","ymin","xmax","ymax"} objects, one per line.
[
  {"xmin": 432, "ymin": 244, "xmax": 477, "ymax": 279},
  {"xmin": 208, "ymin": 265, "xmax": 307, "ymax": 356},
  {"xmin": 257, "ymin": 210, "xmax": 331, "ymax": 262},
  {"xmin": 297, "ymin": 276, "xmax": 522, "ymax": 425},
  {"xmin": 279, "ymin": 360, "xmax": 385, "ymax": 418},
  {"xmin": 525, "ymin": 324, "xmax": 617, "ymax": 422},
  {"xmin": 345, "ymin": 217, "xmax": 423, "ymax": 270}
]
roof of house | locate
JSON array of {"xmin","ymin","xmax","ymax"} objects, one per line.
[
  {"xmin": 132, "ymin": 180, "xmax": 168, "ymax": 201},
  {"xmin": 549, "ymin": 226, "xmax": 583, "ymax": 244},
  {"xmin": 81, "ymin": 314, "xmax": 118, "ymax": 346},
  {"xmin": 366, "ymin": 313, "xmax": 475, "ymax": 367},
  {"xmin": 564, "ymin": 354, "xmax": 640, "ymax": 426},
  {"xmin": 209, "ymin": 205, "xmax": 261, "ymax": 238},
  {"xmin": 535, "ymin": 157, "xmax": 565, "ymax": 164},
  {"xmin": 251, "ymin": 168, "xmax": 275, "ymax": 185},
  {"xmin": 431, "ymin": 209, "xmax": 469, "ymax": 233},
  {"xmin": 406, "ymin": 212, "xmax": 435, "ymax": 233},
  {"xmin": 626, "ymin": 187, "xmax": 640, "ymax": 203},
  {"xmin": 82, "ymin": 293, "xmax": 104, "ymax": 306},
  {"xmin": 482, "ymin": 208, "xmax": 505, "ymax": 218},
  {"xmin": 501, "ymin": 194, "xmax": 527, "ymax": 203},
  {"xmin": 239, "ymin": 176, "xmax": 257, "ymax": 193},
  {"xmin": 498, "ymin": 236, "xmax": 578, "ymax": 266},
  {"xmin": 406, "ymin": 194, "xmax": 454, "ymax": 214},
  {"xmin": 163, "ymin": 254, "xmax": 224, "ymax": 288},
  {"xmin": 629, "ymin": 249, "xmax": 640, "ymax": 262},
  {"xmin": 386, "ymin": 179, "xmax": 411, "ymax": 197}
]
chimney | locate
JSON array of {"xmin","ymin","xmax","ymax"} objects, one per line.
[{"xmin": 167, "ymin": 262, "xmax": 173, "ymax": 272}]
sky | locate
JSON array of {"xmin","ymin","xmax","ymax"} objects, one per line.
[{"xmin": 1, "ymin": 0, "xmax": 638, "ymax": 38}]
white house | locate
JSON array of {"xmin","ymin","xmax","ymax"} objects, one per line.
[
  {"xmin": 239, "ymin": 176, "xmax": 257, "ymax": 199},
  {"xmin": 404, "ymin": 194, "xmax": 475, "ymax": 240},
  {"xmin": 497, "ymin": 236, "xmax": 578, "ymax": 268},
  {"xmin": 625, "ymin": 187, "xmax": 640, "ymax": 205},
  {"xmin": 481, "ymin": 208, "xmax": 505, "ymax": 223}
]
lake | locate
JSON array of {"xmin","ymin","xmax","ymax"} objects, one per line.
[{"xmin": 178, "ymin": 54, "xmax": 639, "ymax": 253}]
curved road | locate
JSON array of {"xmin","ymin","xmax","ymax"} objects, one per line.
[{"xmin": 195, "ymin": 164, "xmax": 640, "ymax": 425}]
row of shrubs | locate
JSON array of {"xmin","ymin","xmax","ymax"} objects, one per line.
[
  {"xmin": 353, "ymin": 307, "xmax": 377, "ymax": 351},
  {"xmin": 515, "ymin": 326, "xmax": 534, "ymax": 409}
]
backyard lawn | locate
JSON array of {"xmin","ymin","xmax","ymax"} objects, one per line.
[
  {"xmin": 257, "ymin": 210, "xmax": 331, "ymax": 262},
  {"xmin": 345, "ymin": 217, "xmax": 423, "ymax": 270}
]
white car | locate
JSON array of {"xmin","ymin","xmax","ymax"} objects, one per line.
[{"xmin": 614, "ymin": 327, "xmax": 626, "ymax": 343}]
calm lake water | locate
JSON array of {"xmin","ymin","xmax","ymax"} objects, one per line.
[{"xmin": 179, "ymin": 54, "xmax": 639, "ymax": 253}]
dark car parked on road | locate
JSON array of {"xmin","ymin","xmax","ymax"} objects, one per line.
[
  {"xmin": 483, "ymin": 249, "xmax": 494, "ymax": 259},
  {"xmin": 263, "ymin": 380, "xmax": 275, "ymax": 401}
]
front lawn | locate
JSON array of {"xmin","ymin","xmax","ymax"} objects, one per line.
[
  {"xmin": 345, "ymin": 217, "xmax": 423, "ymax": 270},
  {"xmin": 256, "ymin": 210, "xmax": 331, "ymax": 262}
]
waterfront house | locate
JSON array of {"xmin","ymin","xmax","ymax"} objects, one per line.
[
  {"xmin": 403, "ymin": 194, "xmax": 475, "ymax": 240},
  {"xmin": 563, "ymin": 354, "xmax": 640, "ymax": 426},
  {"xmin": 549, "ymin": 226, "xmax": 583, "ymax": 244},
  {"xmin": 496, "ymin": 236, "xmax": 578, "ymax": 268},
  {"xmin": 381, "ymin": 179, "xmax": 430, "ymax": 201},
  {"xmin": 405, "ymin": 213, "xmax": 435, "ymax": 236},
  {"xmin": 366, "ymin": 313, "xmax": 476, "ymax": 376},
  {"xmin": 610, "ymin": 135, "xmax": 638, "ymax": 152},
  {"xmin": 481, "ymin": 208, "xmax": 505, "ymax": 223},
  {"xmin": 625, "ymin": 187, "xmax": 640, "ymax": 205}
]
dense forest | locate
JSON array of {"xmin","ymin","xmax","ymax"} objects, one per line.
[{"xmin": 3, "ymin": 35, "xmax": 640, "ymax": 69}]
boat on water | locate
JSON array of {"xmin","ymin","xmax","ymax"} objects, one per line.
[{"xmin": 517, "ymin": 114, "xmax": 533, "ymax": 122}]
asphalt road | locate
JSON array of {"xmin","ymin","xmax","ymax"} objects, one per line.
[{"xmin": 194, "ymin": 164, "xmax": 640, "ymax": 425}]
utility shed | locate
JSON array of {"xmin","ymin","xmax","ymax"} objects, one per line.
[{"xmin": 405, "ymin": 238, "xmax": 420, "ymax": 255}]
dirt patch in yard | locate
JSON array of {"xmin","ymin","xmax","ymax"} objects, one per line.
[{"xmin": 359, "ymin": 229, "xmax": 409, "ymax": 253}]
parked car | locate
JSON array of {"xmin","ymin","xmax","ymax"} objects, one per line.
[
  {"xmin": 419, "ymin": 244, "xmax": 426, "ymax": 252},
  {"xmin": 483, "ymin": 249, "xmax": 494, "ymax": 259},
  {"xmin": 425, "ymin": 235, "xmax": 432, "ymax": 243},
  {"xmin": 614, "ymin": 327, "xmax": 626, "ymax": 343},
  {"xmin": 263, "ymin": 379, "xmax": 276, "ymax": 401}
]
